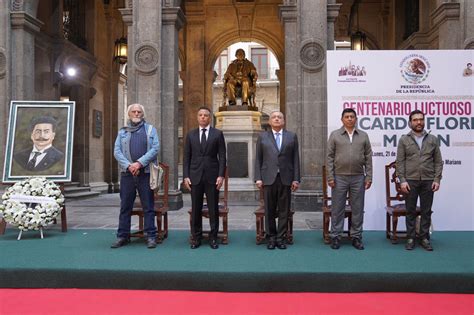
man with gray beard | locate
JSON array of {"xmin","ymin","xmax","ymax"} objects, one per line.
[{"xmin": 111, "ymin": 103, "xmax": 160, "ymax": 249}]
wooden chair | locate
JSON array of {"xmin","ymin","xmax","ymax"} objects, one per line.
[
  {"xmin": 131, "ymin": 162, "xmax": 169, "ymax": 243},
  {"xmin": 188, "ymin": 167, "xmax": 229, "ymax": 244},
  {"xmin": 322, "ymin": 165, "xmax": 352, "ymax": 244},
  {"xmin": 254, "ymin": 187, "xmax": 295, "ymax": 245},
  {"xmin": 0, "ymin": 218, "xmax": 6, "ymax": 235},
  {"xmin": 56, "ymin": 184, "xmax": 68, "ymax": 232},
  {"xmin": 53, "ymin": 205, "xmax": 68, "ymax": 232},
  {"xmin": 385, "ymin": 161, "xmax": 421, "ymax": 244}
]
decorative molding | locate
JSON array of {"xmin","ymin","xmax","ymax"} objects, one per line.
[
  {"xmin": 11, "ymin": 0, "xmax": 23, "ymax": 11},
  {"xmin": 0, "ymin": 49, "xmax": 6, "ymax": 79},
  {"xmin": 118, "ymin": 8, "xmax": 133, "ymax": 26},
  {"xmin": 10, "ymin": 11, "xmax": 43, "ymax": 33},
  {"xmin": 279, "ymin": 4, "xmax": 297, "ymax": 23},
  {"xmin": 464, "ymin": 38, "xmax": 474, "ymax": 50},
  {"xmin": 162, "ymin": 7, "xmax": 186, "ymax": 30},
  {"xmin": 163, "ymin": 0, "xmax": 180, "ymax": 8},
  {"xmin": 431, "ymin": 2, "xmax": 460, "ymax": 29},
  {"xmin": 236, "ymin": 5, "xmax": 255, "ymax": 39},
  {"xmin": 134, "ymin": 42, "xmax": 159, "ymax": 75},
  {"xmin": 327, "ymin": 3, "xmax": 341, "ymax": 23},
  {"xmin": 299, "ymin": 40, "xmax": 325, "ymax": 72}
]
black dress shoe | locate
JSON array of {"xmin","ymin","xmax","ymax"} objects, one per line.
[
  {"xmin": 330, "ymin": 238, "xmax": 340, "ymax": 250},
  {"xmin": 190, "ymin": 240, "xmax": 201, "ymax": 249},
  {"xmin": 405, "ymin": 238, "xmax": 415, "ymax": 250},
  {"xmin": 210, "ymin": 239, "xmax": 219, "ymax": 249},
  {"xmin": 147, "ymin": 238, "xmax": 157, "ymax": 249},
  {"xmin": 276, "ymin": 241, "xmax": 287, "ymax": 250},
  {"xmin": 420, "ymin": 238, "xmax": 433, "ymax": 251},
  {"xmin": 111, "ymin": 238, "xmax": 130, "ymax": 249},
  {"xmin": 352, "ymin": 238, "xmax": 365, "ymax": 250},
  {"xmin": 267, "ymin": 242, "xmax": 276, "ymax": 250}
]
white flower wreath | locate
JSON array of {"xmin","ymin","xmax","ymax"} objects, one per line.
[{"xmin": 0, "ymin": 177, "xmax": 64, "ymax": 231}]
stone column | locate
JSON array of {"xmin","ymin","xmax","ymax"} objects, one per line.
[
  {"xmin": 10, "ymin": 5, "xmax": 43, "ymax": 100},
  {"xmin": 183, "ymin": 2, "xmax": 206, "ymax": 137},
  {"xmin": 431, "ymin": 2, "xmax": 461, "ymax": 48},
  {"xmin": 104, "ymin": 6, "xmax": 120, "ymax": 193},
  {"xmin": 275, "ymin": 69, "xmax": 285, "ymax": 115},
  {"xmin": 279, "ymin": 2, "xmax": 297, "ymax": 125},
  {"xmin": 463, "ymin": 0, "xmax": 474, "ymax": 49},
  {"xmin": 120, "ymin": 0, "xmax": 162, "ymax": 124},
  {"xmin": 161, "ymin": 3, "xmax": 185, "ymax": 209},
  {"xmin": 281, "ymin": 1, "xmax": 329, "ymax": 211},
  {"xmin": 0, "ymin": 1, "xmax": 10, "ymax": 171},
  {"xmin": 327, "ymin": 1, "xmax": 341, "ymax": 50}
]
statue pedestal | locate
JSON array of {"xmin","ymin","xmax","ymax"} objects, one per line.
[
  {"xmin": 219, "ymin": 104, "xmax": 258, "ymax": 112},
  {"xmin": 215, "ymin": 111, "xmax": 262, "ymax": 201}
]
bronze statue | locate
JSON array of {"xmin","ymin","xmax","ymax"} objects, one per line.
[{"xmin": 223, "ymin": 49, "xmax": 258, "ymax": 108}]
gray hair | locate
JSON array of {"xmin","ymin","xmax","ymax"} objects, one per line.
[
  {"xmin": 127, "ymin": 103, "xmax": 146, "ymax": 119},
  {"xmin": 269, "ymin": 110, "xmax": 284, "ymax": 118}
]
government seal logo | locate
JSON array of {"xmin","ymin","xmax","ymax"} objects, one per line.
[{"xmin": 400, "ymin": 54, "xmax": 430, "ymax": 84}]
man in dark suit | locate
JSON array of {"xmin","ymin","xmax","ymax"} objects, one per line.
[
  {"xmin": 255, "ymin": 111, "xmax": 300, "ymax": 250},
  {"xmin": 183, "ymin": 107, "xmax": 227, "ymax": 249},
  {"xmin": 14, "ymin": 116, "xmax": 64, "ymax": 172}
]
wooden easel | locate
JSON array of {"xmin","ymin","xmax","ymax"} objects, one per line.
[{"xmin": 0, "ymin": 182, "xmax": 68, "ymax": 235}]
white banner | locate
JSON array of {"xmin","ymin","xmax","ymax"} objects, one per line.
[
  {"xmin": 10, "ymin": 194, "xmax": 56, "ymax": 204},
  {"xmin": 327, "ymin": 50, "xmax": 474, "ymax": 231}
]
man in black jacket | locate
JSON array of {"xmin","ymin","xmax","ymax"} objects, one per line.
[{"xmin": 183, "ymin": 107, "xmax": 226, "ymax": 249}]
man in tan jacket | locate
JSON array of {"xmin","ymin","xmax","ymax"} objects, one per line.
[{"xmin": 396, "ymin": 110, "xmax": 443, "ymax": 251}]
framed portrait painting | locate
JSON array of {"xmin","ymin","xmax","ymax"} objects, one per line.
[{"xmin": 2, "ymin": 101, "xmax": 75, "ymax": 182}]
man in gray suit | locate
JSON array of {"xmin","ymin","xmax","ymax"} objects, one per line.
[{"xmin": 255, "ymin": 111, "xmax": 300, "ymax": 250}]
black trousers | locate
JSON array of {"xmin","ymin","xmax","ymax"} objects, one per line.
[
  {"xmin": 263, "ymin": 174, "xmax": 291, "ymax": 242},
  {"xmin": 405, "ymin": 180, "xmax": 434, "ymax": 240},
  {"xmin": 190, "ymin": 178, "xmax": 219, "ymax": 241}
]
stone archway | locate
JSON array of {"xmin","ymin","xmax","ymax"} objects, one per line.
[
  {"xmin": 210, "ymin": 40, "xmax": 282, "ymax": 116},
  {"xmin": 180, "ymin": 1, "xmax": 285, "ymax": 137},
  {"xmin": 206, "ymin": 30, "xmax": 284, "ymax": 69}
]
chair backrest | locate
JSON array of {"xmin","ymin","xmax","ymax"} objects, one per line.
[
  {"xmin": 258, "ymin": 187, "xmax": 265, "ymax": 207},
  {"xmin": 221, "ymin": 167, "xmax": 229, "ymax": 207},
  {"xmin": 202, "ymin": 166, "xmax": 228, "ymax": 207},
  {"xmin": 155, "ymin": 162, "xmax": 169, "ymax": 209},
  {"xmin": 322, "ymin": 165, "xmax": 331, "ymax": 207},
  {"xmin": 384, "ymin": 161, "xmax": 406, "ymax": 207},
  {"xmin": 322, "ymin": 165, "xmax": 350, "ymax": 207}
]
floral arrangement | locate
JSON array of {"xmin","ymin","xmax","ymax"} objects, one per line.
[{"xmin": 0, "ymin": 177, "xmax": 64, "ymax": 231}]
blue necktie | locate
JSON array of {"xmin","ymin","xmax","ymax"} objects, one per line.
[{"xmin": 275, "ymin": 132, "xmax": 281, "ymax": 151}]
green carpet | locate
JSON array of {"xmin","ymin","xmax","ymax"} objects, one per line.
[{"xmin": 0, "ymin": 229, "xmax": 472, "ymax": 292}]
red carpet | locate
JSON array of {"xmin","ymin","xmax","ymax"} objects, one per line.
[{"xmin": 0, "ymin": 289, "xmax": 472, "ymax": 315}]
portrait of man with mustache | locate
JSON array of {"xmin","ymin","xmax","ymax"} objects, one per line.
[{"xmin": 13, "ymin": 116, "xmax": 64, "ymax": 172}]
